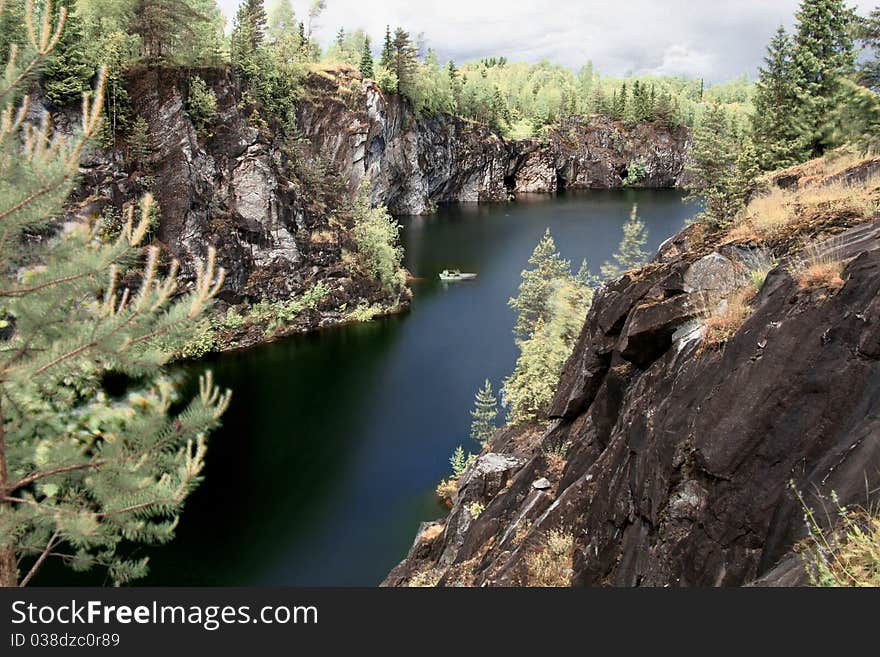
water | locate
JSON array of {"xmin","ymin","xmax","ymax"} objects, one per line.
[{"xmin": 130, "ymin": 189, "xmax": 695, "ymax": 586}]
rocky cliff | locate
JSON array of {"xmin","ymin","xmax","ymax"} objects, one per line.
[
  {"xmin": 385, "ymin": 157, "xmax": 880, "ymax": 587},
  {"xmin": 50, "ymin": 65, "xmax": 689, "ymax": 348},
  {"xmin": 295, "ymin": 68, "xmax": 691, "ymax": 214}
]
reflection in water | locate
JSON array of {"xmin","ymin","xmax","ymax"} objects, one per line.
[{"xmin": 43, "ymin": 189, "xmax": 696, "ymax": 586}]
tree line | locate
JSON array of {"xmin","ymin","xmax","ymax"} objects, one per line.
[{"xmin": 688, "ymin": 0, "xmax": 879, "ymax": 229}]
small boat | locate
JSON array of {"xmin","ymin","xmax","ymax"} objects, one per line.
[{"xmin": 439, "ymin": 269, "xmax": 478, "ymax": 282}]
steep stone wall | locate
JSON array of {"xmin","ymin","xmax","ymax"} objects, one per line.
[
  {"xmin": 295, "ymin": 69, "xmax": 692, "ymax": 214},
  {"xmin": 385, "ymin": 162, "xmax": 880, "ymax": 588}
]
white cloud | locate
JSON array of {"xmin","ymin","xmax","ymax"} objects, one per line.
[{"xmin": 216, "ymin": 0, "xmax": 878, "ymax": 81}]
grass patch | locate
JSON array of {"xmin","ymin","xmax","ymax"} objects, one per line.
[
  {"xmin": 796, "ymin": 487, "xmax": 880, "ymax": 587},
  {"xmin": 790, "ymin": 242, "xmax": 845, "ymax": 293},
  {"xmin": 703, "ymin": 286, "xmax": 755, "ymax": 348},
  {"xmin": 542, "ymin": 439, "xmax": 571, "ymax": 477},
  {"xmin": 728, "ymin": 156, "xmax": 879, "ymax": 244},
  {"xmin": 523, "ymin": 529, "xmax": 575, "ymax": 587}
]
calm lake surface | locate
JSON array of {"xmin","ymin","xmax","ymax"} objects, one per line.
[{"xmin": 139, "ymin": 189, "xmax": 696, "ymax": 586}]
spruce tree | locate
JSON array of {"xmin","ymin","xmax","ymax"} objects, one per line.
[
  {"xmin": 752, "ymin": 26, "xmax": 809, "ymax": 170},
  {"xmin": 601, "ymin": 204, "xmax": 649, "ymax": 279},
  {"xmin": 509, "ymin": 229, "xmax": 572, "ymax": 342},
  {"xmin": 791, "ymin": 0, "xmax": 857, "ymax": 157},
  {"xmin": 0, "ymin": 4, "xmax": 230, "ymax": 587},
  {"xmin": 380, "ymin": 25, "xmax": 394, "ymax": 69},
  {"xmin": 391, "ymin": 27, "xmax": 418, "ymax": 96},
  {"xmin": 686, "ymin": 102, "xmax": 739, "ymax": 228},
  {"xmin": 243, "ymin": 0, "xmax": 268, "ymax": 50},
  {"xmin": 470, "ymin": 380, "xmax": 498, "ymax": 447},
  {"xmin": 359, "ymin": 35, "xmax": 374, "ymax": 79}
]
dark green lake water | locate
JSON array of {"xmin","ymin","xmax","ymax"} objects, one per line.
[{"xmin": 129, "ymin": 190, "xmax": 696, "ymax": 586}]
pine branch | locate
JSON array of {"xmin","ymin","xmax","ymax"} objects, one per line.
[
  {"xmin": 18, "ymin": 530, "xmax": 58, "ymax": 587},
  {"xmin": 5, "ymin": 460, "xmax": 109, "ymax": 495}
]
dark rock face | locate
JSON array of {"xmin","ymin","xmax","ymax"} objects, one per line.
[
  {"xmin": 521, "ymin": 117, "xmax": 693, "ymax": 192},
  {"xmin": 385, "ymin": 217, "xmax": 880, "ymax": 587},
  {"xmin": 56, "ymin": 67, "xmax": 404, "ymax": 340},
  {"xmin": 295, "ymin": 71, "xmax": 691, "ymax": 214}
]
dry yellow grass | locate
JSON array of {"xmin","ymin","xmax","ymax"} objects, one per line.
[
  {"xmin": 435, "ymin": 478, "xmax": 457, "ymax": 507},
  {"xmin": 789, "ymin": 240, "xmax": 846, "ymax": 293},
  {"xmin": 523, "ymin": 529, "xmax": 575, "ymax": 587},
  {"xmin": 728, "ymin": 153, "xmax": 880, "ymax": 243},
  {"xmin": 795, "ymin": 261, "xmax": 845, "ymax": 292},
  {"xmin": 797, "ymin": 486, "xmax": 880, "ymax": 588},
  {"xmin": 703, "ymin": 287, "xmax": 755, "ymax": 347}
]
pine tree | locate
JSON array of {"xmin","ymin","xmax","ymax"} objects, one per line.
[
  {"xmin": 242, "ymin": 0, "xmax": 268, "ymax": 51},
  {"xmin": 791, "ymin": 0, "xmax": 857, "ymax": 157},
  {"xmin": 653, "ymin": 90, "xmax": 675, "ymax": 127},
  {"xmin": 129, "ymin": 0, "xmax": 210, "ymax": 62},
  {"xmin": 42, "ymin": 0, "xmax": 94, "ymax": 107},
  {"xmin": 0, "ymin": 4, "xmax": 230, "ymax": 587},
  {"xmin": 359, "ymin": 35, "xmax": 374, "ymax": 79},
  {"xmin": 470, "ymin": 380, "xmax": 498, "ymax": 447},
  {"xmin": 752, "ymin": 26, "xmax": 809, "ymax": 170},
  {"xmin": 729, "ymin": 137, "xmax": 761, "ymax": 211},
  {"xmin": 601, "ymin": 204, "xmax": 649, "ymax": 279},
  {"xmin": 590, "ymin": 85, "xmax": 608, "ymax": 115}
]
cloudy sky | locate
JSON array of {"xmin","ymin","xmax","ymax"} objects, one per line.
[{"xmin": 217, "ymin": 0, "xmax": 877, "ymax": 81}]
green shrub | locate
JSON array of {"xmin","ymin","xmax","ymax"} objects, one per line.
[
  {"xmin": 350, "ymin": 183, "xmax": 405, "ymax": 292},
  {"xmin": 621, "ymin": 160, "xmax": 647, "ymax": 187},
  {"xmin": 186, "ymin": 75, "xmax": 218, "ymax": 137}
]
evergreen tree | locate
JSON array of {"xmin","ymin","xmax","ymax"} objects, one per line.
[
  {"xmin": 601, "ymin": 204, "xmax": 648, "ymax": 279},
  {"xmin": 857, "ymin": 7, "xmax": 880, "ymax": 92},
  {"xmin": 359, "ymin": 35, "xmax": 374, "ymax": 79},
  {"xmin": 390, "ymin": 28, "xmax": 418, "ymax": 96},
  {"xmin": 509, "ymin": 229, "xmax": 573, "ymax": 343},
  {"xmin": 241, "ymin": 0, "xmax": 268, "ymax": 51},
  {"xmin": 729, "ymin": 136, "xmax": 762, "ymax": 210},
  {"xmin": 686, "ymin": 102, "xmax": 740, "ymax": 228},
  {"xmin": 653, "ymin": 90, "xmax": 675, "ymax": 127},
  {"xmin": 752, "ymin": 26, "xmax": 809, "ymax": 170},
  {"xmin": 469, "ymin": 380, "xmax": 498, "ymax": 447},
  {"xmin": 129, "ymin": 0, "xmax": 210, "ymax": 62},
  {"xmin": 590, "ymin": 84, "xmax": 608, "ymax": 115},
  {"xmin": 0, "ymin": 0, "xmax": 24, "ymax": 63},
  {"xmin": 380, "ymin": 25, "xmax": 393, "ymax": 69},
  {"xmin": 43, "ymin": 0, "xmax": 94, "ymax": 108},
  {"xmin": 0, "ymin": 4, "xmax": 230, "ymax": 587},
  {"xmin": 791, "ymin": 0, "xmax": 857, "ymax": 157}
]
